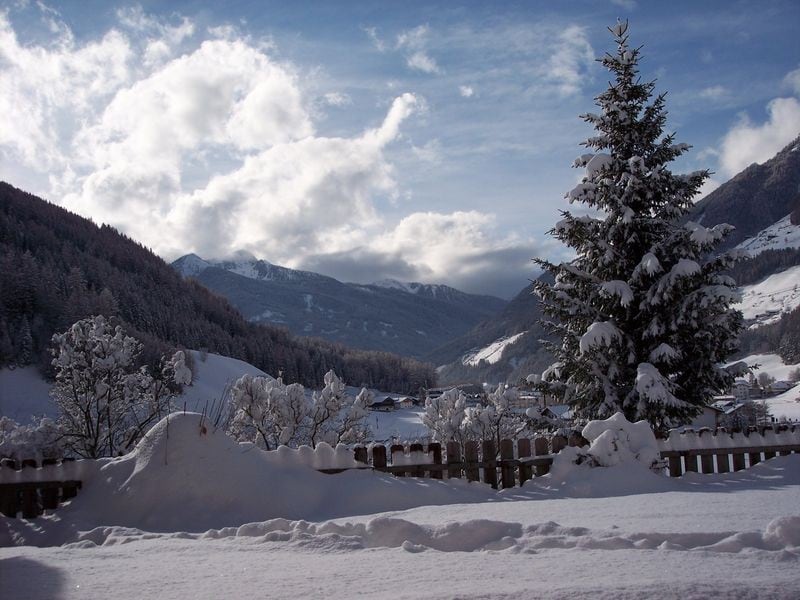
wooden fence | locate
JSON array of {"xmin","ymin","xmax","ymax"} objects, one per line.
[
  {"xmin": 1, "ymin": 425, "xmax": 798, "ymax": 519},
  {"xmin": 656, "ymin": 425, "xmax": 800, "ymax": 477},
  {"xmin": 0, "ymin": 458, "xmax": 81, "ymax": 519}
]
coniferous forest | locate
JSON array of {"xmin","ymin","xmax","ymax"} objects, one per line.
[{"xmin": 0, "ymin": 182, "xmax": 436, "ymax": 393}]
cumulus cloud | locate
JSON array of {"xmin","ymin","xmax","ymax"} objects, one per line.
[
  {"xmin": 545, "ymin": 25, "xmax": 594, "ymax": 96},
  {"xmin": 458, "ymin": 85, "xmax": 474, "ymax": 98},
  {"xmin": 0, "ymin": 7, "xmax": 544, "ymax": 298},
  {"xmin": 718, "ymin": 97, "xmax": 800, "ymax": 176}
]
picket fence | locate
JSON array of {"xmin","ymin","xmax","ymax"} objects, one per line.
[{"xmin": 1, "ymin": 424, "xmax": 798, "ymax": 519}]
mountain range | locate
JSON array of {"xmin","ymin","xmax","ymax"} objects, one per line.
[
  {"xmin": 0, "ymin": 183, "xmax": 436, "ymax": 393},
  {"xmin": 171, "ymin": 253, "xmax": 507, "ymax": 359}
]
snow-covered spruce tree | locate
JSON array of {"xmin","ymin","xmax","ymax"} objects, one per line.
[{"xmin": 535, "ymin": 22, "xmax": 743, "ymax": 429}]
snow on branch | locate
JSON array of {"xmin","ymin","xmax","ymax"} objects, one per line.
[
  {"xmin": 579, "ymin": 321, "xmax": 622, "ymax": 354},
  {"xmin": 600, "ymin": 280, "xmax": 634, "ymax": 307}
]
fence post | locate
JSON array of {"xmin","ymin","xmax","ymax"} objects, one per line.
[
  {"xmin": 429, "ymin": 443, "xmax": 442, "ymax": 479},
  {"xmin": 446, "ymin": 442, "xmax": 461, "ymax": 479},
  {"xmin": 731, "ymin": 451, "xmax": 746, "ymax": 472},
  {"xmin": 464, "ymin": 441, "xmax": 480, "ymax": 482},
  {"xmin": 354, "ymin": 446, "xmax": 368, "ymax": 466},
  {"xmin": 372, "ymin": 445, "xmax": 387, "ymax": 471},
  {"xmin": 716, "ymin": 452, "xmax": 730, "ymax": 474},
  {"xmin": 517, "ymin": 438, "xmax": 532, "ymax": 485},
  {"xmin": 391, "ymin": 444, "xmax": 406, "ymax": 477},
  {"xmin": 499, "ymin": 439, "xmax": 515, "ymax": 489},
  {"xmin": 409, "ymin": 442, "xmax": 424, "ymax": 478},
  {"xmin": 534, "ymin": 436, "xmax": 549, "ymax": 476},
  {"xmin": 683, "ymin": 452, "xmax": 698, "ymax": 473},
  {"xmin": 482, "ymin": 440, "xmax": 498, "ymax": 489},
  {"xmin": 700, "ymin": 453, "xmax": 714, "ymax": 474},
  {"xmin": 21, "ymin": 487, "xmax": 40, "ymax": 519},
  {"xmin": 668, "ymin": 455, "xmax": 682, "ymax": 477},
  {"xmin": 0, "ymin": 487, "xmax": 18, "ymax": 518},
  {"xmin": 552, "ymin": 435, "xmax": 567, "ymax": 454}
]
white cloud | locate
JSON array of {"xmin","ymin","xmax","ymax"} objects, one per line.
[
  {"xmin": 300, "ymin": 211, "xmax": 546, "ymax": 297},
  {"xmin": 363, "ymin": 26, "xmax": 386, "ymax": 52},
  {"xmin": 459, "ymin": 85, "xmax": 474, "ymax": 98},
  {"xmin": 698, "ymin": 85, "xmax": 729, "ymax": 101},
  {"xmin": 0, "ymin": 11, "xmax": 132, "ymax": 169},
  {"xmin": 545, "ymin": 25, "xmax": 594, "ymax": 96},
  {"xmin": 783, "ymin": 67, "xmax": 800, "ymax": 96},
  {"xmin": 718, "ymin": 97, "xmax": 800, "ymax": 176},
  {"xmin": 323, "ymin": 92, "xmax": 352, "ymax": 106},
  {"xmin": 396, "ymin": 24, "xmax": 441, "ymax": 74},
  {"xmin": 406, "ymin": 51, "xmax": 440, "ymax": 74}
]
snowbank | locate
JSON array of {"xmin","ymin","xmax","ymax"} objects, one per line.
[{"xmin": 0, "ymin": 412, "xmax": 495, "ymax": 546}]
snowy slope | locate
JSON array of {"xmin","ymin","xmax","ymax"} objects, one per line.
[
  {"xmin": 0, "ymin": 352, "xmax": 273, "ymax": 423},
  {"xmin": 462, "ymin": 332, "xmax": 525, "ymax": 366},
  {"xmin": 735, "ymin": 264, "xmax": 800, "ymax": 327},
  {"xmin": 736, "ymin": 214, "xmax": 800, "ymax": 257},
  {"xmin": 0, "ymin": 367, "xmax": 55, "ymax": 422}
]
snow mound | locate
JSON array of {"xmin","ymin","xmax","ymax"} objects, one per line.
[
  {"xmin": 534, "ymin": 412, "xmax": 669, "ymax": 496},
  {"xmin": 66, "ymin": 513, "xmax": 800, "ymax": 558},
  {"xmin": 582, "ymin": 412, "xmax": 660, "ymax": 468}
]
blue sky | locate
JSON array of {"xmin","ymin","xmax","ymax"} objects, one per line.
[{"xmin": 2, "ymin": 1, "xmax": 799, "ymax": 298}]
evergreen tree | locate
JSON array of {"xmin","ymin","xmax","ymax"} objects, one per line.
[{"xmin": 534, "ymin": 22, "xmax": 743, "ymax": 428}]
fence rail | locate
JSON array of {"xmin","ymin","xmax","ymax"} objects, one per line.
[{"xmin": 1, "ymin": 425, "xmax": 798, "ymax": 519}]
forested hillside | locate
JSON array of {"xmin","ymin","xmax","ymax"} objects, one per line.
[{"xmin": 0, "ymin": 183, "xmax": 435, "ymax": 393}]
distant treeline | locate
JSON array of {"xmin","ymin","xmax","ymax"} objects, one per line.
[{"xmin": 0, "ymin": 182, "xmax": 436, "ymax": 394}]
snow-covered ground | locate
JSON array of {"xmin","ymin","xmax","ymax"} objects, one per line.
[
  {"xmin": 462, "ymin": 332, "xmax": 525, "ymax": 366},
  {"xmin": 736, "ymin": 264, "xmax": 800, "ymax": 327},
  {"xmin": 368, "ymin": 407, "xmax": 428, "ymax": 441},
  {"xmin": 1, "ymin": 412, "xmax": 799, "ymax": 599},
  {"xmin": 736, "ymin": 214, "xmax": 800, "ymax": 256},
  {"xmin": 737, "ymin": 352, "xmax": 800, "ymax": 382}
]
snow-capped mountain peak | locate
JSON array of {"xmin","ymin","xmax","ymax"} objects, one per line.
[{"xmin": 172, "ymin": 253, "xmax": 212, "ymax": 277}]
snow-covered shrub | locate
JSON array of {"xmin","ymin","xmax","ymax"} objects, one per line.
[
  {"xmin": 227, "ymin": 370, "xmax": 370, "ymax": 449},
  {"xmin": 422, "ymin": 388, "xmax": 468, "ymax": 445},
  {"xmin": 50, "ymin": 315, "xmax": 190, "ymax": 458},
  {"xmin": 464, "ymin": 384, "xmax": 528, "ymax": 449},
  {"xmin": 0, "ymin": 416, "xmax": 65, "ymax": 462}
]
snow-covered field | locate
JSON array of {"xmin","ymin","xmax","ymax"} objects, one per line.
[{"xmin": 2, "ymin": 412, "xmax": 799, "ymax": 599}]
